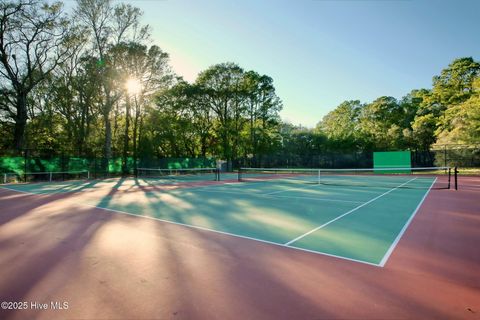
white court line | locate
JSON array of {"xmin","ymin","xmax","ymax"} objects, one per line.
[
  {"xmin": 0, "ymin": 186, "xmax": 40, "ymax": 195},
  {"xmin": 0, "ymin": 181, "xmax": 357, "ymax": 204},
  {"xmin": 189, "ymin": 188, "xmax": 363, "ymax": 204},
  {"xmin": 284, "ymin": 178, "xmax": 418, "ymax": 246},
  {"xmin": 271, "ymin": 194, "xmax": 362, "ymax": 204},
  {"xmin": 378, "ymin": 178, "xmax": 437, "ymax": 267},
  {"xmin": 0, "ymin": 185, "xmax": 381, "ymax": 267},
  {"xmin": 265, "ymin": 181, "xmax": 320, "ymax": 195}
]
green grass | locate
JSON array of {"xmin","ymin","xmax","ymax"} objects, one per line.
[{"xmin": 456, "ymin": 167, "xmax": 480, "ymax": 175}]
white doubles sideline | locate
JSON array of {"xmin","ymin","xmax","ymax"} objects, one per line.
[{"xmin": 378, "ymin": 178, "xmax": 437, "ymax": 267}]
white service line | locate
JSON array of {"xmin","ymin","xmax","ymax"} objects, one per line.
[
  {"xmin": 265, "ymin": 182, "xmax": 321, "ymax": 195},
  {"xmin": 190, "ymin": 188, "xmax": 363, "ymax": 204},
  {"xmin": 270, "ymin": 194, "xmax": 362, "ymax": 204},
  {"xmin": 378, "ymin": 177, "xmax": 437, "ymax": 267},
  {"xmin": 284, "ymin": 177, "xmax": 418, "ymax": 246}
]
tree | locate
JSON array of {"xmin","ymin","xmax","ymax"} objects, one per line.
[
  {"xmin": 317, "ymin": 100, "xmax": 362, "ymax": 150},
  {"xmin": 431, "ymin": 57, "xmax": 480, "ymax": 108},
  {"xmin": 358, "ymin": 96, "xmax": 403, "ymax": 150},
  {"xmin": 242, "ymin": 71, "xmax": 282, "ymax": 158},
  {"xmin": 432, "ymin": 57, "xmax": 480, "ymax": 141},
  {"xmin": 75, "ymin": 0, "xmax": 149, "ymax": 168},
  {"xmin": 395, "ymin": 89, "xmax": 426, "ymax": 150},
  {"xmin": 403, "ymin": 89, "xmax": 435, "ymax": 150},
  {"xmin": 148, "ymin": 83, "xmax": 200, "ymax": 158},
  {"xmin": 195, "ymin": 63, "xmax": 246, "ymax": 168},
  {"xmin": 436, "ymin": 78, "xmax": 480, "ymax": 145},
  {"xmin": 0, "ymin": 0, "xmax": 74, "ymax": 149},
  {"xmin": 157, "ymin": 82, "xmax": 216, "ymax": 158},
  {"xmin": 109, "ymin": 42, "xmax": 173, "ymax": 172}
]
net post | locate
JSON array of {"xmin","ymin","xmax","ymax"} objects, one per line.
[
  {"xmin": 318, "ymin": 169, "xmax": 321, "ymax": 184},
  {"xmin": 87, "ymin": 170, "xmax": 90, "ymax": 180},
  {"xmin": 238, "ymin": 168, "xmax": 242, "ymax": 182},
  {"xmin": 454, "ymin": 166, "xmax": 458, "ymax": 190},
  {"xmin": 49, "ymin": 172, "xmax": 52, "ymax": 182},
  {"xmin": 3, "ymin": 173, "xmax": 6, "ymax": 184},
  {"xmin": 447, "ymin": 167, "xmax": 451, "ymax": 189}
]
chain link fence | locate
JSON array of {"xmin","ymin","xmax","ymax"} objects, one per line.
[
  {"xmin": 234, "ymin": 145, "xmax": 480, "ymax": 170},
  {"xmin": 1, "ymin": 145, "xmax": 478, "ymax": 178}
]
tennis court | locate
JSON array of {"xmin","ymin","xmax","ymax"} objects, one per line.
[
  {"xmin": 0, "ymin": 167, "xmax": 454, "ymax": 266},
  {"xmin": 1, "ymin": 167, "xmax": 479, "ymax": 320}
]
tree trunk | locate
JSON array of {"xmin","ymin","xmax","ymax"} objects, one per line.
[
  {"xmin": 13, "ymin": 93, "xmax": 28, "ymax": 150},
  {"xmin": 200, "ymin": 135, "xmax": 207, "ymax": 157},
  {"xmin": 103, "ymin": 111, "xmax": 112, "ymax": 175},
  {"xmin": 132, "ymin": 97, "xmax": 140, "ymax": 175},
  {"xmin": 122, "ymin": 98, "xmax": 130, "ymax": 175}
]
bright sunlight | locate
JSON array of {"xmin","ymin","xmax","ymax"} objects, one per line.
[{"xmin": 125, "ymin": 77, "xmax": 141, "ymax": 95}]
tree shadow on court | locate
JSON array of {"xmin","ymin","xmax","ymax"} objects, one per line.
[
  {"xmin": 89, "ymin": 177, "xmax": 130, "ymax": 209},
  {"xmin": 0, "ymin": 196, "xmax": 115, "ymax": 319},
  {"xmin": 155, "ymin": 220, "xmax": 468, "ymax": 319},
  {"xmin": 0, "ymin": 178, "xmax": 107, "ymax": 227},
  {"xmin": 133, "ymin": 215, "xmax": 337, "ymax": 320},
  {"xmin": 128, "ymin": 186, "xmax": 323, "ymax": 244},
  {"xmin": 1, "ymin": 177, "xmax": 478, "ymax": 319},
  {"xmin": 113, "ymin": 181, "xmax": 480, "ymax": 319}
]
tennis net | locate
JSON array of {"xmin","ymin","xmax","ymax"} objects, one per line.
[
  {"xmin": 136, "ymin": 167, "xmax": 220, "ymax": 182},
  {"xmin": 2, "ymin": 170, "xmax": 90, "ymax": 184},
  {"xmin": 238, "ymin": 167, "xmax": 456, "ymax": 189}
]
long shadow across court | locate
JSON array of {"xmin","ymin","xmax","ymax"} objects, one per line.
[{"xmin": 1, "ymin": 176, "xmax": 438, "ymax": 265}]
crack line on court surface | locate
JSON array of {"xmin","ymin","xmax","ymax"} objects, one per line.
[{"xmin": 284, "ymin": 177, "xmax": 418, "ymax": 246}]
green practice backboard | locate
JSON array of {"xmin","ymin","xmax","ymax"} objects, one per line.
[{"xmin": 374, "ymin": 151, "xmax": 411, "ymax": 172}]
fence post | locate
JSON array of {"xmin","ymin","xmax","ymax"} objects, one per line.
[{"xmin": 23, "ymin": 149, "xmax": 27, "ymax": 183}]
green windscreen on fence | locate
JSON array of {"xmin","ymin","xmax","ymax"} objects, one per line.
[
  {"xmin": 373, "ymin": 151, "xmax": 411, "ymax": 173},
  {"xmin": 0, "ymin": 155, "xmax": 216, "ymax": 176}
]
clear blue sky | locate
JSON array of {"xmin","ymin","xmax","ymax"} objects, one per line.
[{"xmin": 77, "ymin": 0, "xmax": 480, "ymax": 127}]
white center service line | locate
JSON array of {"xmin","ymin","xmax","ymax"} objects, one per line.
[{"xmin": 284, "ymin": 177, "xmax": 418, "ymax": 246}]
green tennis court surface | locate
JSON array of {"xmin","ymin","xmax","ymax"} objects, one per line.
[{"xmin": 1, "ymin": 174, "xmax": 437, "ymax": 266}]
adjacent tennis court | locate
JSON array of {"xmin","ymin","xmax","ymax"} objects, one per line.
[{"xmin": 0, "ymin": 167, "xmax": 454, "ymax": 266}]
